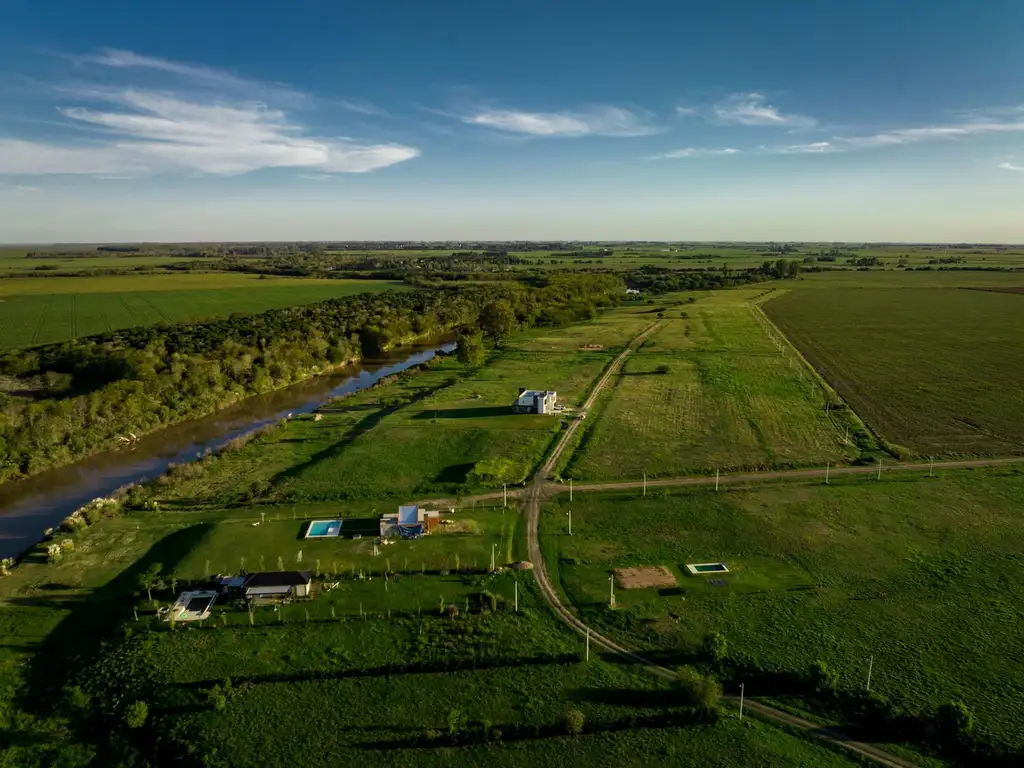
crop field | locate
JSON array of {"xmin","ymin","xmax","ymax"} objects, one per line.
[
  {"xmin": 0, "ymin": 274, "xmax": 408, "ymax": 349},
  {"xmin": 764, "ymin": 286, "xmax": 1024, "ymax": 456},
  {"xmin": 567, "ymin": 290, "xmax": 853, "ymax": 480},
  {"xmin": 541, "ymin": 466, "xmax": 1024, "ymax": 753}
]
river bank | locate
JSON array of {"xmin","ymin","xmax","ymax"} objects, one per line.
[{"xmin": 0, "ymin": 339, "xmax": 455, "ymax": 560}]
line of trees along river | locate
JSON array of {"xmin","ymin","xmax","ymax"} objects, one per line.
[{"xmin": 0, "ymin": 274, "xmax": 623, "ymax": 483}]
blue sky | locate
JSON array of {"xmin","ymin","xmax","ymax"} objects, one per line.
[{"xmin": 1, "ymin": 0, "xmax": 1023, "ymax": 242}]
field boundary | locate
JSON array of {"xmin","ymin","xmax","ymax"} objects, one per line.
[
  {"xmin": 749, "ymin": 292, "xmax": 880, "ymax": 456},
  {"xmin": 521, "ymin": 322, "xmax": 920, "ymax": 768}
]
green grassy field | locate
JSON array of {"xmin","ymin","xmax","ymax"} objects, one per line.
[
  {"xmin": 266, "ymin": 323, "xmax": 645, "ymax": 502},
  {"xmin": 566, "ymin": 290, "xmax": 853, "ymax": 480},
  {"xmin": 0, "ymin": 274, "xmax": 407, "ymax": 349},
  {"xmin": 763, "ymin": 285, "xmax": 1024, "ymax": 456},
  {"xmin": 541, "ymin": 466, "xmax": 1024, "ymax": 753}
]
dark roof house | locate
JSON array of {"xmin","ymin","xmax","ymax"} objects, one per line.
[{"xmin": 243, "ymin": 570, "xmax": 313, "ymax": 599}]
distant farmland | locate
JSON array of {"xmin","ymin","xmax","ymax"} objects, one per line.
[
  {"xmin": 0, "ymin": 275, "xmax": 408, "ymax": 349},
  {"xmin": 763, "ymin": 286, "xmax": 1024, "ymax": 456}
]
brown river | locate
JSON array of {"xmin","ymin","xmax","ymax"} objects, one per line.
[{"xmin": 0, "ymin": 340, "xmax": 456, "ymax": 560}]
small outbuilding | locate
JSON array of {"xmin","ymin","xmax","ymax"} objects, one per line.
[
  {"xmin": 512, "ymin": 388, "xmax": 557, "ymax": 415},
  {"xmin": 241, "ymin": 570, "xmax": 313, "ymax": 600},
  {"xmin": 380, "ymin": 504, "xmax": 440, "ymax": 538}
]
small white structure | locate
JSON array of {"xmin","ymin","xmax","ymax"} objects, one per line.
[
  {"xmin": 513, "ymin": 388, "xmax": 557, "ymax": 415},
  {"xmin": 685, "ymin": 562, "xmax": 729, "ymax": 576},
  {"xmin": 167, "ymin": 590, "xmax": 218, "ymax": 622}
]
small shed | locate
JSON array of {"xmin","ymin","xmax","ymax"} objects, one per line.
[{"xmin": 242, "ymin": 570, "xmax": 313, "ymax": 599}]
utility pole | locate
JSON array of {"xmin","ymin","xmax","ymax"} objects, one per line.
[
  {"xmin": 586, "ymin": 627, "xmax": 590, "ymax": 662},
  {"xmin": 503, "ymin": 484, "xmax": 507, "ymax": 508},
  {"xmin": 514, "ymin": 580, "xmax": 518, "ymax": 612},
  {"xmin": 609, "ymin": 575, "xmax": 616, "ymax": 608},
  {"xmin": 929, "ymin": 456, "xmax": 934, "ymax": 477},
  {"xmin": 877, "ymin": 459, "xmax": 883, "ymax": 480},
  {"xmin": 739, "ymin": 682, "xmax": 745, "ymax": 721},
  {"xmin": 567, "ymin": 508, "xmax": 572, "ymax": 536},
  {"xmin": 865, "ymin": 655, "xmax": 874, "ymax": 691},
  {"xmin": 569, "ymin": 478, "xmax": 573, "ymax": 501},
  {"xmin": 715, "ymin": 466, "xmax": 720, "ymax": 492},
  {"xmin": 643, "ymin": 472, "xmax": 647, "ymax": 497},
  {"xmin": 825, "ymin": 462, "xmax": 830, "ymax": 485},
  {"xmin": 490, "ymin": 543, "xmax": 496, "ymax": 573}
]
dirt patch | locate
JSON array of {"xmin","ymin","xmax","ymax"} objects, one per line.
[
  {"xmin": 578, "ymin": 344, "xmax": 605, "ymax": 351},
  {"xmin": 614, "ymin": 565, "xmax": 678, "ymax": 590}
]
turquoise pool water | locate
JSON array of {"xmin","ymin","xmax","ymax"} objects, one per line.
[{"xmin": 306, "ymin": 520, "xmax": 342, "ymax": 538}]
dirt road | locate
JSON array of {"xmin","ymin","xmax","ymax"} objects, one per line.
[{"xmin": 521, "ymin": 323, "xmax": 920, "ymax": 768}]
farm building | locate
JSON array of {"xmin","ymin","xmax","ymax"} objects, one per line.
[
  {"xmin": 512, "ymin": 388, "xmax": 557, "ymax": 414},
  {"xmin": 379, "ymin": 504, "xmax": 440, "ymax": 538},
  {"xmin": 237, "ymin": 571, "xmax": 313, "ymax": 600}
]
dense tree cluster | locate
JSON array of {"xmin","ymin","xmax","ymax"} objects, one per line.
[{"xmin": 0, "ymin": 275, "xmax": 622, "ymax": 481}]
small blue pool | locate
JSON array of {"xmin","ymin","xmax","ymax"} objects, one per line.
[{"xmin": 306, "ymin": 519, "xmax": 343, "ymax": 538}]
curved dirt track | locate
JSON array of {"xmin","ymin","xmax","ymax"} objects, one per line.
[{"xmin": 522, "ymin": 324, "xmax": 921, "ymax": 768}]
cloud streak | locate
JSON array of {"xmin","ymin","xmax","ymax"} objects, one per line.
[
  {"xmin": 1, "ymin": 51, "xmax": 419, "ymax": 176},
  {"xmin": 763, "ymin": 113, "xmax": 1024, "ymax": 155},
  {"xmin": 462, "ymin": 106, "xmax": 658, "ymax": 137},
  {"xmin": 648, "ymin": 147, "xmax": 741, "ymax": 160},
  {"xmin": 714, "ymin": 93, "xmax": 816, "ymax": 128},
  {"xmin": 76, "ymin": 48, "xmax": 305, "ymax": 104},
  {"xmin": 999, "ymin": 161, "xmax": 1024, "ymax": 171}
]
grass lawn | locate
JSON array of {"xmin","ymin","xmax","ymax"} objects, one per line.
[
  {"xmin": 0, "ymin": 274, "xmax": 408, "ymax": 349},
  {"xmin": 540, "ymin": 466, "xmax": 1024, "ymax": 753},
  {"xmin": 764, "ymin": 286, "xmax": 1024, "ymax": 456},
  {"xmin": 567, "ymin": 290, "xmax": 852, "ymax": 480},
  {"xmin": 268, "ymin": 330, "xmax": 625, "ymax": 502}
]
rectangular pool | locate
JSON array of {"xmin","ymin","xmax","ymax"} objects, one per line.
[
  {"xmin": 306, "ymin": 519, "xmax": 343, "ymax": 538},
  {"xmin": 685, "ymin": 562, "xmax": 729, "ymax": 575}
]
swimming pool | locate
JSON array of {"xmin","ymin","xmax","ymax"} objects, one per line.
[
  {"xmin": 685, "ymin": 562, "xmax": 729, "ymax": 575},
  {"xmin": 305, "ymin": 519, "xmax": 343, "ymax": 538}
]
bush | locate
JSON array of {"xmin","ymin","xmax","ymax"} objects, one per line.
[
  {"xmin": 935, "ymin": 700, "xmax": 973, "ymax": 738},
  {"xmin": 564, "ymin": 708, "xmax": 585, "ymax": 736},
  {"xmin": 655, "ymin": 364, "xmax": 670, "ymax": 374},
  {"xmin": 676, "ymin": 666, "xmax": 721, "ymax": 712},
  {"xmin": 702, "ymin": 631, "xmax": 728, "ymax": 661},
  {"xmin": 809, "ymin": 660, "xmax": 839, "ymax": 695},
  {"xmin": 123, "ymin": 700, "xmax": 148, "ymax": 729},
  {"xmin": 206, "ymin": 684, "xmax": 227, "ymax": 711}
]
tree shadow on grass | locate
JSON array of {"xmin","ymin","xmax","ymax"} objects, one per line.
[
  {"xmin": 21, "ymin": 523, "xmax": 214, "ymax": 713},
  {"xmin": 433, "ymin": 463, "xmax": 474, "ymax": 485},
  {"xmin": 411, "ymin": 406, "xmax": 510, "ymax": 420}
]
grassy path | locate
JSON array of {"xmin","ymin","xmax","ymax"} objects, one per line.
[{"xmin": 520, "ymin": 323, "xmax": 920, "ymax": 768}]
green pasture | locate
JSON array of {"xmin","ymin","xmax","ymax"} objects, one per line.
[
  {"xmin": 0, "ymin": 274, "xmax": 408, "ymax": 349},
  {"xmin": 764, "ymin": 285, "xmax": 1024, "ymax": 456},
  {"xmin": 567, "ymin": 289, "xmax": 852, "ymax": 480},
  {"xmin": 541, "ymin": 466, "xmax": 1024, "ymax": 752}
]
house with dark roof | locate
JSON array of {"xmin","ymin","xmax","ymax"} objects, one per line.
[{"xmin": 242, "ymin": 570, "xmax": 313, "ymax": 599}]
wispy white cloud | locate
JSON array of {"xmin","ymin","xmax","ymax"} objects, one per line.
[
  {"xmin": 714, "ymin": 93, "xmax": 816, "ymax": 128},
  {"xmin": 648, "ymin": 147, "xmax": 741, "ymax": 160},
  {"xmin": 763, "ymin": 111, "xmax": 1024, "ymax": 156},
  {"xmin": 675, "ymin": 106, "xmax": 697, "ymax": 116},
  {"xmin": 999, "ymin": 161, "xmax": 1024, "ymax": 171},
  {"xmin": 462, "ymin": 106, "xmax": 658, "ymax": 137},
  {"xmin": 763, "ymin": 141, "xmax": 835, "ymax": 155},
  {"xmin": 1, "ymin": 51, "xmax": 419, "ymax": 176},
  {"xmin": 337, "ymin": 99, "xmax": 389, "ymax": 117},
  {"xmin": 0, "ymin": 183, "xmax": 41, "ymax": 195},
  {"xmin": 74, "ymin": 48, "xmax": 305, "ymax": 104}
]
